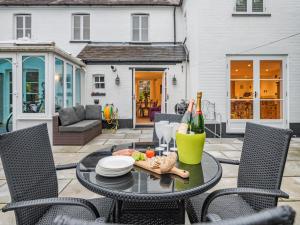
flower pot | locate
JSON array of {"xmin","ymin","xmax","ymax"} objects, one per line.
[{"xmin": 176, "ymin": 132, "xmax": 206, "ymax": 165}]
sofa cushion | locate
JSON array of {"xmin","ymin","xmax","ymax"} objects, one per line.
[
  {"xmin": 74, "ymin": 105, "xmax": 85, "ymax": 121},
  {"xmin": 59, "ymin": 107, "xmax": 80, "ymax": 126},
  {"xmin": 59, "ymin": 120, "xmax": 101, "ymax": 133},
  {"xmin": 85, "ymin": 105, "xmax": 102, "ymax": 120}
]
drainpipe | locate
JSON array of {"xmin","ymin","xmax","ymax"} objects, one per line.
[{"xmin": 173, "ymin": 7, "xmax": 177, "ymax": 44}]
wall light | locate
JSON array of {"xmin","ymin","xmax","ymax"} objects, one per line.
[
  {"xmin": 111, "ymin": 65, "xmax": 120, "ymax": 85},
  {"xmin": 172, "ymin": 75, "xmax": 177, "ymax": 85}
]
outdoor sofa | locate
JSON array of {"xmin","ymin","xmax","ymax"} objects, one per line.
[{"xmin": 53, "ymin": 105, "xmax": 102, "ymax": 146}]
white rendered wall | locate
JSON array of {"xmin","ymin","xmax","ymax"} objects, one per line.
[
  {"xmin": 85, "ymin": 63, "xmax": 185, "ymax": 120},
  {"xmin": 0, "ymin": 6, "xmax": 176, "ymax": 56},
  {"xmin": 182, "ymin": 0, "xmax": 300, "ymax": 124}
]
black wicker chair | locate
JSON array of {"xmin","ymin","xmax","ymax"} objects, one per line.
[
  {"xmin": 53, "ymin": 205, "xmax": 295, "ymax": 225},
  {"xmin": 0, "ymin": 124, "xmax": 113, "ymax": 225},
  {"xmin": 153, "ymin": 113, "xmax": 183, "ymax": 142},
  {"xmin": 186, "ymin": 122, "xmax": 293, "ymax": 223}
]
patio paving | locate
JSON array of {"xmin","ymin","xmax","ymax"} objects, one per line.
[{"xmin": 0, "ymin": 128, "xmax": 300, "ymax": 224}]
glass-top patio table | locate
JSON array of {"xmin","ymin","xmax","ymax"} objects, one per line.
[{"xmin": 76, "ymin": 142, "xmax": 222, "ymax": 224}]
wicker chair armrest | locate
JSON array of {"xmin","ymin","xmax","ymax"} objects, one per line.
[
  {"xmin": 201, "ymin": 188, "xmax": 289, "ymax": 221},
  {"xmin": 54, "ymin": 215, "xmax": 121, "ymax": 225},
  {"xmin": 2, "ymin": 197, "xmax": 100, "ymax": 218},
  {"xmin": 56, "ymin": 163, "xmax": 78, "ymax": 170},
  {"xmin": 216, "ymin": 158, "xmax": 240, "ymax": 165}
]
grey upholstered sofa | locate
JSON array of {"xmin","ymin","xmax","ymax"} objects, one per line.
[{"xmin": 53, "ymin": 105, "xmax": 102, "ymax": 145}]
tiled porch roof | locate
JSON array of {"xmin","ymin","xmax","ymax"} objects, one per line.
[
  {"xmin": 0, "ymin": 0, "xmax": 181, "ymax": 6},
  {"xmin": 77, "ymin": 44, "xmax": 187, "ymax": 63}
]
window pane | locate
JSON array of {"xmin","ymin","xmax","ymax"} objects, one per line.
[
  {"xmin": 95, "ymin": 83, "xmax": 100, "ymax": 89},
  {"xmin": 74, "ymin": 28, "xmax": 81, "ymax": 40},
  {"xmin": 73, "ymin": 15, "xmax": 81, "ymax": 28},
  {"xmin": 252, "ymin": 0, "xmax": 263, "ymax": 12},
  {"xmin": 132, "ymin": 16, "xmax": 139, "ymax": 29},
  {"xmin": 83, "ymin": 15, "xmax": 90, "ymax": 40},
  {"xmin": 25, "ymin": 29, "xmax": 31, "ymax": 38},
  {"xmin": 66, "ymin": 64, "xmax": 73, "ymax": 107},
  {"xmin": 231, "ymin": 61, "xmax": 253, "ymax": 79},
  {"xmin": 25, "ymin": 16, "xmax": 31, "ymax": 29},
  {"xmin": 260, "ymin": 100, "xmax": 282, "ymax": 119},
  {"xmin": 100, "ymin": 76, "xmax": 104, "ymax": 82},
  {"xmin": 22, "ymin": 56, "xmax": 45, "ymax": 113},
  {"xmin": 260, "ymin": 60, "xmax": 282, "ymax": 79},
  {"xmin": 132, "ymin": 29, "xmax": 139, "ymax": 41},
  {"xmin": 100, "ymin": 83, "xmax": 105, "ymax": 89},
  {"xmin": 17, "ymin": 29, "xmax": 23, "ymax": 39},
  {"xmin": 95, "ymin": 76, "xmax": 99, "ymax": 82},
  {"xmin": 236, "ymin": 0, "xmax": 247, "ymax": 12},
  {"xmin": 141, "ymin": 29, "xmax": 148, "ymax": 41},
  {"xmin": 260, "ymin": 80, "xmax": 282, "ymax": 99},
  {"xmin": 16, "ymin": 16, "xmax": 23, "ymax": 29},
  {"xmin": 141, "ymin": 16, "xmax": 148, "ymax": 29},
  {"xmin": 231, "ymin": 80, "xmax": 253, "ymax": 99},
  {"xmin": 55, "ymin": 58, "xmax": 64, "ymax": 112},
  {"xmin": 75, "ymin": 68, "xmax": 81, "ymax": 105},
  {"xmin": 231, "ymin": 100, "xmax": 253, "ymax": 119},
  {"xmin": 83, "ymin": 28, "xmax": 90, "ymax": 40}
]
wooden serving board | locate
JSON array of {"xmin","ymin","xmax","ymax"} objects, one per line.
[{"xmin": 134, "ymin": 160, "xmax": 190, "ymax": 179}]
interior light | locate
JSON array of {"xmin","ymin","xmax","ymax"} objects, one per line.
[
  {"xmin": 55, "ymin": 74, "xmax": 60, "ymax": 82},
  {"xmin": 235, "ymin": 69, "xmax": 239, "ymax": 72},
  {"xmin": 265, "ymin": 69, "xmax": 269, "ymax": 72},
  {"xmin": 248, "ymin": 64, "xmax": 251, "ymax": 67}
]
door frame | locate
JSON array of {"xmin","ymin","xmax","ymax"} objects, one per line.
[
  {"xmin": 131, "ymin": 67, "xmax": 168, "ymax": 128},
  {"xmin": 226, "ymin": 55, "xmax": 288, "ymax": 133},
  {"xmin": 0, "ymin": 53, "xmax": 17, "ymax": 131}
]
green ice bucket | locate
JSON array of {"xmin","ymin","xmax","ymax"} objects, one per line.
[{"xmin": 176, "ymin": 132, "xmax": 206, "ymax": 165}]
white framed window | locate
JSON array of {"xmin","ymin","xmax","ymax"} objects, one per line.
[
  {"xmin": 235, "ymin": 0, "xmax": 265, "ymax": 13},
  {"xmin": 15, "ymin": 14, "xmax": 31, "ymax": 39},
  {"xmin": 94, "ymin": 75, "xmax": 105, "ymax": 89},
  {"xmin": 72, "ymin": 14, "xmax": 90, "ymax": 41},
  {"xmin": 132, "ymin": 14, "xmax": 149, "ymax": 42}
]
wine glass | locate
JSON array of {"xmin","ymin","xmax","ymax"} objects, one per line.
[
  {"xmin": 157, "ymin": 121, "xmax": 169, "ymax": 148},
  {"xmin": 170, "ymin": 122, "xmax": 180, "ymax": 151},
  {"xmin": 154, "ymin": 121, "xmax": 168, "ymax": 153},
  {"xmin": 162, "ymin": 124, "xmax": 173, "ymax": 156}
]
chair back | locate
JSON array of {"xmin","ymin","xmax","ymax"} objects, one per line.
[
  {"xmin": 53, "ymin": 205, "xmax": 295, "ymax": 225},
  {"xmin": 152, "ymin": 113, "xmax": 183, "ymax": 142},
  {"xmin": 201, "ymin": 100, "xmax": 216, "ymax": 121},
  {"xmin": 237, "ymin": 123, "xmax": 293, "ymax": 211},
  {"xmin": 0, "ymin": 124, "xmax": 58, "ymax": 225}
]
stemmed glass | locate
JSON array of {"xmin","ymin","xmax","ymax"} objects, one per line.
[
  {"xmin": 170, "ymin": 122, "xmax": 180, "ymax": 151},
  {"xmin": 155, "ymin": 121, "xmax": 169, "ymax": 153},
  {"xmin": 162, "ymin": 124, "xmax": 173, "ymax": 156}
]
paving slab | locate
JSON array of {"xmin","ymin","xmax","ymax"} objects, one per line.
[
  {"xmin": 79, "ymin": 144, "xmax": 113, "ymax": 153},
  {"xmin": 95, "ymin": 133, "xmax": 126, "ymax": 139},
  {"xmin": 220, "ymin": 164, "xmax": 239, "ymax": 178},
  {"xmin": 204, "ymin": 144, "xmax": 237, "ymax": 151},
  {"xmin": 52, "ymin": 145, "xmax": 82, "ymax": 153},
  {"xmin": 85, "ymin": 139, "xmax": 107, "ymax": 146},
  {"xmin": 116, "ymin": 129, "xmax": 142, "ymax": 134},
  {"xmin": 56, "ymin": 169, "xmax": 77, "ymax": 179},
  {"xmin": 0, "ymin": 205, "xmax": 15, "ymax": 225},
  {"xmin": 105, "ymin": 139, "xmax": 139, "ymax": 145},
  {"xmin": 287, "ymin": 151, "xmax": 300, "ymax": 161},
  {"xmin": 0, "ymin": 181, "xmax": 10, "ymax": 203},
  {"xmin": 206, "ymin": 151, "xmax": 227, "ymax": 159},
  {"xmin": 124, "ymin": 133, "xmax": 142, "ymax": 139},
  {"xmin": 208, "ymin": 178, "xmax": 237, "ymax": 193},
  {"xmin": 281, "ymin": 177, "xmax": 300, "ymax": 201},
  {"xmin": 141, "ymin": 129, "xmax": 153, "ymax": 134},
  {"xmin": 53, "ymin": 153, "xmax": 89, "ymax": 165},
  {"xmin": 283, "ymin": 161, "xmax": 300, "ymax": 176},
  {"xmin": 221, "ymin": 151, "xmax": 242, "ymax": 160}
]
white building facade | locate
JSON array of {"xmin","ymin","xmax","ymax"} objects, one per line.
[{"xmin": 0, "ymin": 0, "xmax": 300, "ymax": 139}]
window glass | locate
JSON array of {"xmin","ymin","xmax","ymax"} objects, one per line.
[
  {"xmin": 83, "ymin": 15, "xmax": 90, "ymax": 40},
  {"xmin": 236, "ymin": 0, "xmax": 247, "ymax": 12},
  {"xmin": 55, "ymin": 58, "xmax": 64, "ymax": 112},
  {"xmin": 94, "ymin": 75, "xmax": 105, "ymax": 89},
  {"xmin": 16, "ymin": 15, "xmax": 31, "ymax": 39},
  {"xmin": 66, "ymin": 64, "xmax": 73, "ymax": 107},
  {"xmin": 132, "ymin": 14, "xmax": 149, "ymax": 42},
  {"xmin": 22, "ymin": 56, "xmax": 45, "ymax": 113},
  {"xmin": 73, "ymin": 14, "xmax": 90, "ymax": 40},
  {"xmin": 75, "ymin": 68, "xmax": 81, "ymax": 106},
  {"xmin": 253, "ymin": 0, "xmax": 264, "ymax": 12}
]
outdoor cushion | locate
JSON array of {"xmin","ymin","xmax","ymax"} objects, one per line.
[
  {"xmin": 85, "ymin": 105, "xmax": 102, "ymax": 120},
  {"xmin": 59, "ymin": 107, "xmax": 80, "ymax": 126},
  {"xmin": 74, "ymin": 105, "xmax": 85, "ymax": 121},
  {"xmin": 59, "ymin": 120, "xmax": 100, "ymax": 133}
]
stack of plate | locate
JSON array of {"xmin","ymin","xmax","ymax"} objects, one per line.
[{"xmin": 96, "ymin": 156, "xmax": 135, "ymax": 177}]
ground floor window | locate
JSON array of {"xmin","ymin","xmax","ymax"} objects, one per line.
[
  {"xmin": 22, "ymin": 56, "xmax": 45, "ymax": 113},
  {"xmin": 75, "ymin": 68, "xmax": 81, "ymax": 105},
  {"xmin": 55, "ymin": 58, "xmax": 64, "ymax": 112},
  {"xmin": 66, "ymin": 63, "xmax": 73, "ymax": 107}
]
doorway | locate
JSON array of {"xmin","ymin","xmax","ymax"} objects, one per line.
[
  {"xmin": 134, "ymin": 71, "xmax": 164, "ymax": 126},
  {"xmin": 227, "ymin": 56, "xmax": 287, "ymax": 133},
  {"xmin": 0, "ymin": 58, "xmax": 13, "ymax": 133}
]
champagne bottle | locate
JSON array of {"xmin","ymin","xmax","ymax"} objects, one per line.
[
  {"xmin": 191, "ymin": 92, "xmax": 205, "ymax": 134},
  {"xmin": 177, "ymin": 99, "xmax": 195, "ymax": 134}
]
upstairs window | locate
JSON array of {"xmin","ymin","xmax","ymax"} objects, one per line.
[
  {"xmin": 15, "ymin": 14, "xmax": 31, "ymax": 39},
  {"xmin": 94, "ymin": 75, "xmax": 105, "ymax": 89},
  {"xmin": 132, "ymin": 14, "xmax": 149, "ymax": 42},
  {"xmin": 235, "ymin": 0, "xmax": 265, "ymax": 13},
  {"xmin": 72, "ymin": 14, "xmax": 90, "ymax": 41}
]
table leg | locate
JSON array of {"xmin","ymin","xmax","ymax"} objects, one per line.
[{"xmin": 114, "ymin": 200, "xmax": 122, "ymax": 223}]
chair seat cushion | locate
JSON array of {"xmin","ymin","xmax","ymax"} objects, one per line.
[
  {"xmin": 59, "ymin": 120, "xmax": 100, "ymax": 133},
  {"xmin": 35, "ymin": 197, "xmax": 113, "ymax": 225},
  {"xmin": 186, "ymin": 193, "xmax": 256, "ymax": 223}
]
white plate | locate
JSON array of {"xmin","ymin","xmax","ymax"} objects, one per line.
[
  {"xmin": 96, "ymin": 166, "xmax": 132, "ymax": 177},
  {"xmin": 97, "ymin": 156, "xmax": 135, "ymax": 170}
]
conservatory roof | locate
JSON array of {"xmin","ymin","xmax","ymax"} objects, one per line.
[
  {"xmin": 0, "ymin": 0, "xmax": 181, "ymax": 6},
  {"xmin": 77, "ymin": 44, "xmax": 187, "ymax": 63}
]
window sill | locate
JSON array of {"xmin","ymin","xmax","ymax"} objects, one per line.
[
  {"xmin": 129, "ymin": 41, "xmax": 151, "ymax": 45},
  {"xmin": 70, "ymin": 40, "xmax": 91, "ymax": 43},
  {"xmin": 232, "ymin": 12, "xmax": 271, "ymax": 17}
]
